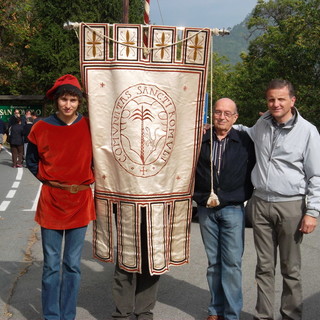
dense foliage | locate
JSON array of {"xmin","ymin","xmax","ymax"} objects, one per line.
[
  {"xmin": 228, "ymin": 0, "xmax": 320, "ymax": 127},
  {"xmin": 0, "ymin": 0, "xmax": 144, "ymax": 95},
  {"xmin": 1, "ymin": 0, "xmax": 320, "ymax": 128},
  {"xmin": 0, "ymin": 0, "xmax": 34, "ymax": 94}
]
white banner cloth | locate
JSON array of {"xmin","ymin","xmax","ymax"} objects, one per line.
[{"xmin": 80, "ymin": 23, "xmax": 210, "ymax": 275}]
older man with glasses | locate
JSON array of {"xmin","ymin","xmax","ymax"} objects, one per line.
[{"xmin": 193, "ymin": 98, "xmax": 256, "ymax": 320}]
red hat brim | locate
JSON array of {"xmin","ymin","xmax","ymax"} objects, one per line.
[{"xmin": 46, "ymin": 74, "xmax": 82, "ymax": 99}]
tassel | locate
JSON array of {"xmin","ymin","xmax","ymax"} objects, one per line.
[{"xmin": 206, "ymin": 191, "xmax": 220, "ymax": 208}]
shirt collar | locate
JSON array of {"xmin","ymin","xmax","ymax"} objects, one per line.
[
  {"xmin": 203, "ymin": 127, "xmax": 239, "ymax": 143},
  {"xmin": 271, "ymin": 109, "xmax": 297, "ymax": 128}
]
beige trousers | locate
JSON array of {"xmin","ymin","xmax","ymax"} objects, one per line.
[{"xmin": 249, "ymin": 195, "xmax": 305, "ymax": 320}]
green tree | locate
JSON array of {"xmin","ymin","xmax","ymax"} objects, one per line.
[
  {"xmin": 229, "ymin": 0, "xmax": 320, "ymax": 127},
  {"xmin": 0, "ymin": 0, "xmax": 144, "ymax": 95},
  {"xmin": 0, "ymin": 0, "xmax": 35, "ymax": 94},
  {"xmin": 27, "ymin": 0, "xmax": 144, "ymax": 94}
]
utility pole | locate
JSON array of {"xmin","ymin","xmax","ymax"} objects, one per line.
[{"xmin": 123, "ymin": 0, "xmax": 129, "ymax": 23}]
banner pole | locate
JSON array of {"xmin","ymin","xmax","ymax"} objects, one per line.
[
  {"xmin": 144, "ymin": 0, "xmax": 150, "ymax": 24},
  {"xmin": 143, "ymin": 0, "xmax": 150, "ymax": 57}
]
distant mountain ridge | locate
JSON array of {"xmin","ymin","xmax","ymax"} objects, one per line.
[{"xmin": 213, "ymin": 14, "xmax": 254, "ymax": 65}]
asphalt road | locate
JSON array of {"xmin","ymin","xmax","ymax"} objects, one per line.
[{"xmin": 0, "ymin": 146, "xmax": 319, "ymax": 320}]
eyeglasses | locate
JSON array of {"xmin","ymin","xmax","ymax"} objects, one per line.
[{"xmin": 213, "ymin": 110, "xmax": 237, "ymax": 118}]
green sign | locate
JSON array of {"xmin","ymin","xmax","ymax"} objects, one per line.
[{"xmin": 0, "ymin": 106, "xmax": 43, "ymax": 122}]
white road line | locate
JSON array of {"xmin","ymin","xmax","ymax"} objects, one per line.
[
  {"xmin": 0, "ymin": 164, "xmax": 24, "ymax": 211},
  {"xmin": 16, "ymin": 167, "xmax": 23, "ymax": 180},
  {"xmin": 23, "ymin": 183, "xmax": 41, "ymax": 212},
  {"xmin": 3, "ymin": 147, "xmax": 11, "ymax": 156},
  {"xmin": 12, "ymin": 181, "xmax": 20, "ymax": 188},
  {"xmin": 0, "ymin": 201, "xmax": 10, "ymax": 211},
  {"xmin": 6, "ymin": 190, "xmax": 16, "ymax": 199}
]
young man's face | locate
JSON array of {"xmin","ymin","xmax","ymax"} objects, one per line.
[
  {"xmin": 266, "ymin": 86, "xmax": 296, "ymax": 123},
  {"xmin": 57, "ymin": 94, "xmax": 79, "ymax": 119}
]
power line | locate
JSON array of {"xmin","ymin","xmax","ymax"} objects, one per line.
[{"xmin": 156, "ymin": 0, "xmax": 165, "ymax": 25}]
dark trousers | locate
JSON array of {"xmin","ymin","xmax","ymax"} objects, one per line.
[
  {"xmin": 112, "ymin": 209, "xmax": 160, "ymax": 320},
  {"xmin": 11, "ymin": 144, "xmax": 24, "ymax": 166}
]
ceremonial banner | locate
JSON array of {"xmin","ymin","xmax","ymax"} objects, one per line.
[{"xmin": 79, "ymin": 23, "xmax": 211, "ymax": 275}]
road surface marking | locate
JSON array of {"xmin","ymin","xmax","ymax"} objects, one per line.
[
  {"xmin": 6, "ymin": 190, "xmax": 16, "ymax": 198},
  {"xmin": 12, "ymin": 182, "xmax": 20, "ymax": 188},
  {"xmin": 23, "ymin": 183, "xmax": 41, "ymax": 212},
  {"xmin": 0, "ymin": 201, "xmax": 10, "ymax": 211},
  {"xmin": 0, "ymin": 166, "xmax": 24, "ymax": 211},
  {"xmin": 16, "ymin": 168, "xmax": 23, "ymax": 180}
]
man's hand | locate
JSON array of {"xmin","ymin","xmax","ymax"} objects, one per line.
[
  {"xmin": 299, "ymin": 215, "xmax": 318, "ymax": 234},
  {"xmin": 203, "ymin": 123, "xmax": 211, "ymax": 134}
]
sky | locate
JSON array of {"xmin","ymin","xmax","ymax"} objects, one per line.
[{"xmin": 149, "ymin": 0, "xmax": 258, "ymax": 29}]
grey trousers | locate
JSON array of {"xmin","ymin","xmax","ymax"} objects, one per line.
[
  {"xmin": 249, "ymin": 195, "xmax": 305, "ymax": 320},
  {"xmin": 112, "ymin": 209, "xmax": 160, "ymax": 320}
]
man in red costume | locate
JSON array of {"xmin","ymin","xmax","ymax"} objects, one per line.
[{"xmin": 26, "ymin": 74, "xmax": 96, "ymax": 320}]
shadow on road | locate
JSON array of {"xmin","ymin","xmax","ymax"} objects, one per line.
[{"xmin": 2, "ymin": 235, "xmax": 320, "ymax": 320}]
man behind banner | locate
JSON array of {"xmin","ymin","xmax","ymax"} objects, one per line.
[
  {"xmin": 193, "ymin": 98, "xmax": 255, "ymax": 320},
  {"xmin": 112, "ymin": 206, "xmax": 160, "ymax": 320}
]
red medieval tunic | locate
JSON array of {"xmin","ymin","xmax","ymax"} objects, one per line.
[{"xmin": 28, "ymin": 117, "xmax": 95, "ymax": 229}]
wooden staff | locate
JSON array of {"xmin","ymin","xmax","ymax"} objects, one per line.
[
  {"xmin": 144, "ymin": 0, "xmax": 150, "ymax": 24},
  {"xmin": 123, "ymin": 0, "xmax": 129, "ymax": 23},
  {"xmin": 143, "ymin": 0, "xmax": 150, "ymax": 56}
]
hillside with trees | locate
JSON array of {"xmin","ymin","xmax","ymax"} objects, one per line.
[
  {"xmin": 213, "ymin": 17, "xmax": 253, "ymax": 65},
  {"xmin": 1, "ymin": 0, "xmax": 320, "ymax": 128},
  {"xmin": 211, "ymin": 0, "xmax": 320, "ymax": 128}
]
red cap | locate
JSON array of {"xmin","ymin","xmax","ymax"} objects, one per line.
[{"xmin": 46, "ymin": 74, "xmax": 82, "ymax": 100}]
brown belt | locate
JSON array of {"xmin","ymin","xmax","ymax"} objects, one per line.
[{"xmin": 44, "ymin": 181, "xmax": 91, "ymax": 194}]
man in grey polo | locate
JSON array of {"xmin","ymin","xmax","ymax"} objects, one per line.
[{"xmin": 240, "ymin": 79, "xmax": 320, "ymax": 320}]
